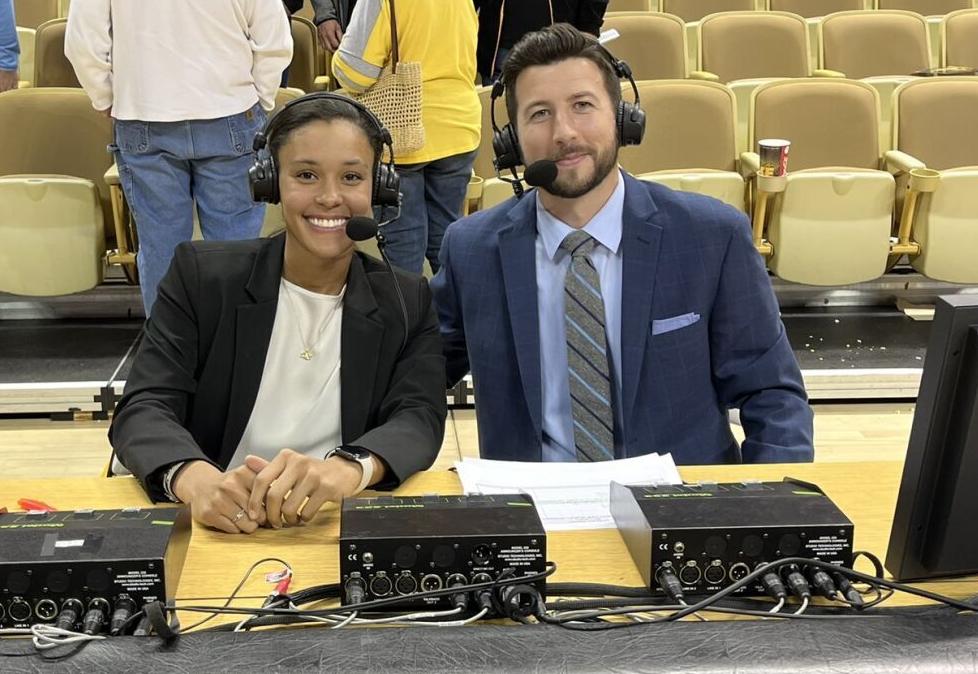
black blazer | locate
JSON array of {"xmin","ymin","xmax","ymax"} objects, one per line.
[{"xmin": 110, "ymin": 235, "xmax": 447, "ymax": 502}]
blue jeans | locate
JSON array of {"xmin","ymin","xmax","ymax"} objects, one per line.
[
  {"xmin": 112, "ymin": 103, "xmax": 268, "ymax": 314},
  {"xmin": 382, "ymin": 149, "xmax": 477, "ymax": 274}
]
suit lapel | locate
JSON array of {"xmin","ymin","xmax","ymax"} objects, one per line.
[
  {"xmin": 340, "ymin": 254, "xmax": 383, "ymax": 442},
  {"xmin": 620, "ymin": 176, "xmax": 664, "ymax": 432},
  {"xmin": 219, "ymin": 235, "xmax": 285, "ymax": 466},
  {"xmin": 498, "ymin": 194, "xmax": 543, "ymax": 437}
]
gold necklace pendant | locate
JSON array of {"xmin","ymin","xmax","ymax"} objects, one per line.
[{"xmin": 300, "ymin": 349, "xmax": 313, "ymax": 361}]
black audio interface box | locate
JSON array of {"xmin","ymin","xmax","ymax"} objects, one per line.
[
  {"xmin": 610, "ymin": 479, "xmax": 853, "ymax": 596},
  {"xmin": 339, "ymin": 494, "xmax": 546, "ymax": 608},
  {"xmin": 0, "ymin": 506, "xmax": 191, "ymax": 630}
]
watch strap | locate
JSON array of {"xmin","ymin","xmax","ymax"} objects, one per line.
[{"xmin": 326, "ymin": 446, "xmax": 374, "ymax": 495}]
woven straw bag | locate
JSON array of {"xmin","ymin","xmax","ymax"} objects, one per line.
[{"xmin": 348, "ymin": 0, "xmax": 424, "ymax": 156}]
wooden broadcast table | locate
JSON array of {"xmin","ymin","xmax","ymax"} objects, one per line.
[{"xmin": 2, "ymin": 462, "xmax": 977, "ymax": 673}]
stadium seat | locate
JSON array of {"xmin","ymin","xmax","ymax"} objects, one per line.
[
  {"xmin": 766, "ymin": 0, "xmax": 867, "ymax": 66},
  {"xmin": 743, "ymin": 78, "xmax": 895, "ymax": 285},
  {"xmin": 601, "ymin": 13, "xmax": 688, "ymax": 80},
  {"xmin": 607, "ymin": 0, "xmax": 655, "ymax": 11},
  {"xmin": 661, "ymin": 0, "xmax": 757, "ymax": 22},
  {"xmin": 942, "ymin": 8, "xmax": 978, "ymax": 67},
  {"xmin": 12, "ymin": 0, "xmax": 60, "ymax": 30},
  {"xmin": 885, "ymin": 77, "xmax": 978, "ymax": 283},
  {"xmin": 622, "ymin": 80, "xmax": 747, "ymax": 211},
  {"xmin": 767, "ymin": 0, "xmax": 866, "ymax": 17},
  {"xmin": 818, "ymin": 10, "xmax": 932, "ymax": 78},
  {"xmin": 692, "ymin": 11, "xmax": 841, "ymax": 154},
  {"xmin": 878, "ymin": 1, "xmax": 971, "ymax": 65},
  {"xmin": 818, "ymin": 10, "xmax": 932, "ymax": 150},
  {"xmin": 32, "ymin": 18, "xmax": 78, "ymax": 88},
  {"xmin": 287, "ymin": 16, "xmax": 319, "ymax": 93},
  {"xmin": 15, "ymin": 27, "xmax": 34, "ymax": 88},
  {"xmin": 877, "ymin": 0, "xmax": 971, "ymax": 13},
  {"xmin": 0, "ymin": 88, "xmax": 113, "ymax": 295}
]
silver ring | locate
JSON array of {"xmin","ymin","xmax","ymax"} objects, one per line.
[{"xmin": 232, "ymin": 509, "xmax": 247, "ymax": 522}]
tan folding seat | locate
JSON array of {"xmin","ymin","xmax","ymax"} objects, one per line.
[
  {"xmin": 819, "ymin": 10, "xmax": 932, "ymax": 77},
  {"xmin": 743, "ymin": 78, "xmax": 895, "ymax": 285},
  {"xmin": 661, "ymin": 0, "xmax": 757, "ymax": 21},
  {"xmin": 12, "ymin": 0, "xmax": 60, "ymax": 29},
  {"xmin": 32, "ymin": 18, "xmax": 78, "ymax": 88},
  {"xmin": 884, "ymin": 77, "xmax": 978, "ymax": 283},
  {"xmin": 878, "ymin": 0, "xmax": 971, "ymax": 64},
  {"xmin": 15, "ymin": 27, "xmax": 34, "ymax": 88},
  {"xmin": 766, "ymin": 0, "xmax": 866, "ymax": 65},
  {"xmin": 877, "ymin": 0, "xmax": 971, "ymax": 13},
  {"xmin": 287, "ymin": 16, "xmax": 319, "ymax": 93},
  {"xmin": 692, "ymin": 11, "xmax": 840, "ymax": 154},
  {"xmin": 695, "ymin": 11, "xmax": 813, "ymax": 83},
  {"xmin": 818, "ymin": 10, "xmax": 932, "ymax": 149},
  {"xmin": 942, "ymin": 8, "xmax": 978, "ymax": 67},
  {"xmin": 0, "ymin": 89, "xmax": 113, "ymax": 295},
  {"xmin": 621, "ymin": 80, "xmax": 746, "ymax": 211},
  {"xmin": 662, "ymin": 0, "xmax": 760, "ymax": 72},
  {"xmin": 767, "ymin": 0, "xmax": 866, "ymax": 17},
  {"xmin": 607, "ymin": 0, "xmax": 656, "ymax": 11},
  {"xmin": 294, "ymin": 0, "xmax": 317, "ymax": 21},
  {"xmin": 602, "ymin": 13, "xmax": 687, "ymax": 80}
]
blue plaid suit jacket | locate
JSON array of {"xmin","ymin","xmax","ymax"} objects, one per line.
[{"xmin": 431, "ymin": 174, "xmax": 814, "ymax": 464}]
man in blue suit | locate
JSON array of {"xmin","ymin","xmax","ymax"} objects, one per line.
[{"xmin": 430, "ymin": 24, "xmax": 814, "ymax": 464}]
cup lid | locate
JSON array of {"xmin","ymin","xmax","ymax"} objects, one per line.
[{"xmin": 758, "ymin": 138, "xmax": 791, "ymax": 147}]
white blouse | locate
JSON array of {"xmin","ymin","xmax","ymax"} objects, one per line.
[{"xmin": 229, "ymin": 278, "xmax": 346, "ymax": 468}]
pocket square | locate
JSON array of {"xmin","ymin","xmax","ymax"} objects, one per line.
[{"xmin": 651, "ymin": 312, "xmax": 701, "ymax": 336}]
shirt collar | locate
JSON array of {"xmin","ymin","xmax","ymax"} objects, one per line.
[{"xmin": 536, "ymin": 169, "xmax": 625, "ymax": 262}]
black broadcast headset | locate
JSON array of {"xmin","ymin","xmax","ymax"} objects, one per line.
[
  {"xmin": 489, "ymin": 44, "xmax": 647, "ymax": 196},
  {"xmin": 249, "ymin": 92, "xmax": 401, "ymax": 210}
]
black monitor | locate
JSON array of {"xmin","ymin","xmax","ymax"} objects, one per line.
[{"xmin": 886, "ymin": 294, "xmax": 978, "ymax": 581}]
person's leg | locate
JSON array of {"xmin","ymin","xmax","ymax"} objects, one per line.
[
  {"xmin": 379, "ymin": 161, "xmax": 428, "ymax": 273},
  {"xmin": 112, "ymin": 119, "xmax": 194, "ymax": 315},
  {"xmin": 422, "ymin": 149, "xmax": 477, "ymax": 274},
  {"xmin": 190, "ymin": 103, "xmax": 268, "ymax": 242}
]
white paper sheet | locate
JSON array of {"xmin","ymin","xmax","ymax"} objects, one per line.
[{"xmin": 454, "ymin": 454, "xmax": 682, "ymax": 531}]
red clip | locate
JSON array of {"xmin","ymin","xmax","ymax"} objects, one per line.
[{"xmin": 18, "ymin": 498, "xmax": 55, "ymax": 512}]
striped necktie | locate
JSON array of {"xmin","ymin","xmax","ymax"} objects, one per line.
[{"xmin": 559, "ymin": 230, "xmax": 615, "ymax": 462}]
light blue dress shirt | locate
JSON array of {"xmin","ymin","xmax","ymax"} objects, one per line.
[
  {"xmin": 535, "ymin": 170, "xmax": 626, "ymax": 462},
  {"xmin": 0, "ymin": 0, "xmax": 19, "ymax": 72}
]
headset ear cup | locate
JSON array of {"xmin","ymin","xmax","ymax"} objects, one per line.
[
  {"xmin": 248, "ymin": 149, "xmax": 279, "ymax": 204},
  {"xmin": 619, "ymin": 102, "xmax": 646, "ymax": 147},
  {"xmin": 374, "ymin": 163, "xmax": 401, "ymax": 208},
  {"xmin": 492, "ymin": 123, "xmax": 523, "ymax": 173}
]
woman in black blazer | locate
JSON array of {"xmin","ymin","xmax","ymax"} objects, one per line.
[{"xmin": 109, "ymin": 95, "xmax": 446, "ymax": 533}]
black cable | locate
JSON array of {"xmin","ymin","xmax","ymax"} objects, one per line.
[
  {"xmin": 375, "ymin": 234, "xmax": 409, "ymax": 357},
  {"xmin": 546, "ymin": 583, "xmax": 651, "ymax": 597},
  {"xmin": 171, "ymin": 563, "xmax": 557, "ymax": 629},
  {"xmin": 537, "ymin": 554, "xmax": 978, "ymax": 632},
  {"xmin": 176, "ymin": 557, "xmax": 294, "ymax": 633}
]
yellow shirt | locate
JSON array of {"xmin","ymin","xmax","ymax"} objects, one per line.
[{"xmin": 332, "ymin": 0, "xmax": 481, "ymax": 165}]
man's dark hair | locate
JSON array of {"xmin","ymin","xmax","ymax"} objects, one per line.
[
  {"xmin": 501, "ymin": 23, "xmax": 622, "ymax": 128},
  {"xmin": 267, "ymin": 96, "xmax": 384, "ymax": 173}
]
